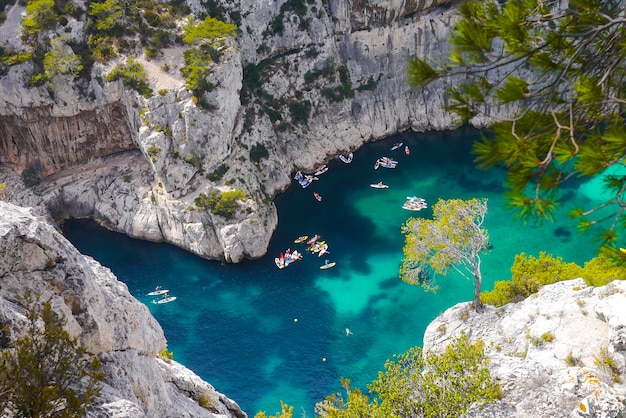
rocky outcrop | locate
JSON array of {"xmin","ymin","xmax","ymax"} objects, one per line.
[
  {"xmin": 0, "ymin": 0, "xmax": 460, "ymax": 262},
  {"xmin": 424, "ymin": 279, "xmax": 626, "ymax": 418},
  {"xmin": 0, "ymin": 201, "xmax": 246, "ymax": 418}
]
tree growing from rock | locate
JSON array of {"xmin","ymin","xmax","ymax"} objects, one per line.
[
  {"xmin": 407, "ymin": 0, "xmax": 626, "ymax": 254},
  {"xmin": 400, "ymin": 198, "xmax": 490, "ymax": 312},
  {"xmin": 0, "ymin": 291, "xmax": 103, "ymax": 417}
]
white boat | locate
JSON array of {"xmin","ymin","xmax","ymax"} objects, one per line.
[
  {"xmin": 314, "ymin": 165, "xmax": 328, "ymax": 175},
  {"xmin": 339, "ymin": 152, "xmax": 353, "ymax": 163},
  {"xmin": 403, "ymin": 197, "xmax": 427, "ymax": 211},
  {"xmin": 153, "ymin": 296, "xmax": 177, "ymax": 304},
  {"xmin": 370, "ymin": 182, "xmax": 389, "ymax": 189},
  {"xmin": 147, "ymin": 289, "xmax": 169, "ymax": 296}
]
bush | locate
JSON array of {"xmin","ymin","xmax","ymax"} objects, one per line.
[
  {"xmin": 105, "ymin": 57, "xmax": 153, "ymax": 97},
  {"xmin": 250, "ymin": 143, "xmax": 269, "ymax": 164},
  {"xmin": 207, "ymin": 164, "xmax": 228, "ymax": 181},
  {"xmin": 594, "ymin": 346, "xmax": 621, "ymax": 382},
  {"xmin": 22, "ymin": 0, "xmax": 58, "ymax": 35},
  {"xmin": 288, "ymin": 100, "xmax": 311, "ymax": 125},
  {"xmin": 159, "ymin": 348, "xmax": 174, "ymax": 362},
  {"xmin": 481, "ymin": 252, "xmax": 583, "ymax": 306},
  {"xmin": 184, "ymin": 151, "xmax": 204, "ymax": 168},
  {"xmin": 21, "ymin": 165, "xmax": 40, "ymax": 187},
  {"xmin": 316, "ymin": 334, "xmax": 500, "ymax": 417},
  {"xmin": 481, "ymin": 252, "xmax": 626, "ymax": 307},
  {"xmin": 146, "ymin": 145, "xmax": 161, "ymax": 162},
  {"xmin": 195, "ymin": 189, "xmax": 247, "ymax": 218},
  {"xmin": 0, "ymin": 291, "xmax": 103, "ymax": 416}
]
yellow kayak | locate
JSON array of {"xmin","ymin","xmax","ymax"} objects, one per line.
[{"xmin": 294, "ymin": 235, "xmax": 308, "ymax": 244}]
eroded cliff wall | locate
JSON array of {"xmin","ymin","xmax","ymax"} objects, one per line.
[{"xmin": 0, "ymin": 0, "xmax": 460, "ymax": 261}]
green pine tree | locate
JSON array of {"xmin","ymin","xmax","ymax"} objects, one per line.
[{"xmin": 407, "ymin": 0, "xmax": 626, "ymax": 256}]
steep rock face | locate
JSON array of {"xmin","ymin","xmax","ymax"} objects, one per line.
[
  {"xmin": 424, "ymin": 279, "xmax": 626, "ymax": 418},
  {"xmin": 0, "ymin": 0, "xmax": 461, "ymax": 261},
  {"xmin": 0, "ymin": 101, "xmax": 136, "ymax": 176},
  {"xmin": 0, "ymin": 201, "xmax": 246, "ymax": 418}
]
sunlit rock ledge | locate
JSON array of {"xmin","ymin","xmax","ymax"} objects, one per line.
[
  {"xmin": 0, "ymin": 201, "xmax": 246, "ymax": 418},
  {"xmin": 424, "ymin": 279, "xmax": 626, "ymax": 417}
]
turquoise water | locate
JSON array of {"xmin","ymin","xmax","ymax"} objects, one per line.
[{"xmin": 63, "ymin": 128, "xmax": 600, "ymax": 416}]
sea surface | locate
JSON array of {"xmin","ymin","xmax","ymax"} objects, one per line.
[{"xmin": 63, "ymin": 127, "xmax": 601, "ymax": 417}]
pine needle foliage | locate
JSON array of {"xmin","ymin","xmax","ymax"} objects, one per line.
[{"xmin": 406, "ymin": 0, "xmax": 626, "ymax": 254}]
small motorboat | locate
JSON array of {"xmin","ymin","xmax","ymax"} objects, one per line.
[
  {"xmin": 405, "ymin": 145, "xmax": 410, "ymax": 156},
  {"xmin": 402, "ymin": 196, "xmax": 427, "ymax": 211},
  {"xmin": 313, "ymin": 192, "xmax": 322, "ymax": 201},
  {"xmin": 339, "ymin": 152, "xmax": 353, "ymax": 163},
  {"xmin": 314, "ymin": 165, "xmax": 328, "ymax": 175},
  {"xmin": 370, "ymin": 182, "xmax": 389, "ymax": 189},
  {"xmin": 374, "ymin": 157, "xmax": 398, "ymax": 168}
]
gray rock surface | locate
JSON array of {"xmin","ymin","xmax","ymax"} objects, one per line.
[
  {"xmin": 0, "ymin": 0, "xmax": 461, "ymax": 262},
  {"xmin": 0, "ymin": 201, "xmax": 246, "ymax": 418},
  {"xmin": 425, "ymin": 279, "xmax": 626, "ymax": 418}
]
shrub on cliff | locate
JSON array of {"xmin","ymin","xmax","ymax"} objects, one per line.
[
  {"xmin": 314, "ymin": 334, "xmax": 499, "ymax": 417},
  {"xmin": 195, "ymin": 189, "xmax": 247, "ymax": 218},
  {"xmin": 22, "ymin": 0, "xmax": 58, "ymax": 35},
  {"xmin": 105, "ymin": 57, "xmax": 152, "ymax": 97},
  {"xmin": 481, "ymin": 252, "xmax": 626, "ymax": 307},
  {"xmin": 0, "ymin": 291, "xmax": 103, "ymax": 417}
]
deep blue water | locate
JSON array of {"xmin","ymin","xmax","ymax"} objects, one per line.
[{"xmin": 62, "ymin": 128, "xmax": 600, "ymax": 416}]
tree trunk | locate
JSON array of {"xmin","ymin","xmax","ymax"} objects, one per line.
[{"xmin": 473, "ymin": 268, "xmax": 484, "ymax": 313}]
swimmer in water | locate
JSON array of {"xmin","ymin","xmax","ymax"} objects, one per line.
[{"xmin": 345, "ymin": 328, "xmax": 352, "ymax": 336}]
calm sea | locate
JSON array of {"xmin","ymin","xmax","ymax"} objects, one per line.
[{"xmin": 63, "ymin": 127, "xmax": 600, "ymax": 416}]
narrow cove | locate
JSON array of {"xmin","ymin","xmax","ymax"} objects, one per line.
[{"xmin": 62, "ymin": 127, "xmax": 599, "ymax": 416}]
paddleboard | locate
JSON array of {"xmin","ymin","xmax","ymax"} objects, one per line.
[
  {"xmin": 147, "ymin": 289, "xmax": 169, "ymax": 296},
  {"xmin": 320, "ymin": 262, "xmax": 336, "ymax": 270},
  {"xmin": 153, "ymin": 296, "xmax": 177, "ymax": 304}
]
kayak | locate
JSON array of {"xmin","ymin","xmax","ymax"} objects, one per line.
[{"xmin": 294, "ymin": 235, "xmax": 308, "ymax": 244}]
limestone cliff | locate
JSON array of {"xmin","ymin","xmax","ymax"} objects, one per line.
[
  {"xmin": 0, "ymin": 0, "xmax": 459, "ymax": 262},
  {"xmin": 424, "ymin": 279, "xmax": 626, "ymax": 418},
  {"xmin": 0, "ymin": 201, "xmax": 246, "ymax": 418}
]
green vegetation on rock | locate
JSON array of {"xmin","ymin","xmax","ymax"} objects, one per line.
[
  {"xmin": 0, "ymin": 291, "xmax": 103, "ymax": 417},
  {"xmin": 195, "ymin": 189, "xmax": 247, "ymax": 218},
  {"xmin": 106, "ymin": 57, "xmax": 152, "ymax": 97},
  {"xmin": 313, "ymin": 333, "xmax": 499, "ymax": 418},
  {"xmin": 481, "ymin": 252, "xmax": 626, "ymax": 307}
]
